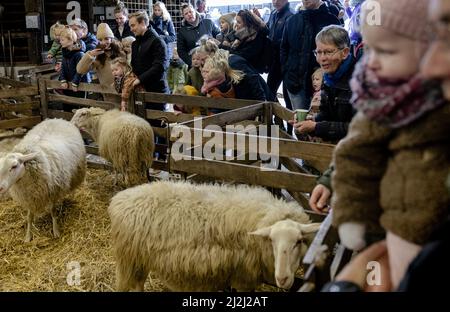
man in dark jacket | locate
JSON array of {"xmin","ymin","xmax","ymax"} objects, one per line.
[
  {"xmin": 129, "ymin": 10, "xmax": 169, "ymax": 112},
  {"xmin": 177, "ymin": 3, "xmax": 220, "ymax": 67},
  {"xmin": 266, "ymin": 0, "xmax": 295, "ymax": 131},
  {"xmin": 281, "ymin": 0, "xmax": 339, "ymax": 110}
]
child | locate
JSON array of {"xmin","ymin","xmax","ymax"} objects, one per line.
[
  {"xmin": 47, "ymin": 22, "xmax": 65, "ymax": 72},
  {"xmin": 59, "ymin": 27, "xmax": 89, "ymax": 96},
  {"xmin": 201, "ymin": 50, "xmax": 244, "ymax": 114},
  {"xmin": 172, "ymin": 85, "xmax": 202, "ymax": 116},
  {"xmin": 331, "ymin": 0, "xmax": 449, "ymax": 290},
  {"xmin": 121, "ymin": 36, "xmax": 135, "ymax": 64},
  {"xmin": 167, "ymin": 48, "xmax": 189, "ymax": 93},
  {"xmin": 186, "ymin": 48, "xmax": 204, "ymax": 96},
  {"xmin": 216, "ymin": 12, "xmax": 237, "ymax": 49},
  {"xmin": 110, "ymin": 57, "xmax": 143, "ymax": 111},
  {"xmin": 310, "ymin": 67, "xmax": 323, "ymax": 117}
]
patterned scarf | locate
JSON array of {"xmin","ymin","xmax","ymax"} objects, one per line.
[
  {"xmin": 201, "ymin": 75, "xmax": 226, "ymax": 94},
  {"xmin": 351, "ymin": 56, "xmax": 446, "ymax": 128},
  {"xmin": 114, "ymin": 75, "xmax": 125, "ymax": 94}
]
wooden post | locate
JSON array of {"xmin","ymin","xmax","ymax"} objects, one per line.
[{"xmin": 38, "ymin": 78, "xmax": 48, "ymax": 119}]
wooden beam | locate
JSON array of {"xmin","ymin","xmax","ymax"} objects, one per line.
[
  {"xmin": 0, "ymin": 77, "xmax": 32, "ymax": 88},
  {"xmin": 0, "ymin": 116, "xmax": 41, "ymax": 130},
  {"xmin": 0, "ymin": 101, "xmax": 40, "ymax": 112},
  {"xmin": 136, "ymin": 92, "xmax": 261, "ymax": 110},
  {"xmin": 170, "ymin": 157, "xmax": 317, "ymax": 193},
  {"xmin": 0, "ymin": 87, "xmax": 38, "ymax": 99},
  {"xmin": 44, "ymin": 79, "xmax": 117, "ymax": 95},
  {"xmin": 48, "ymin": 94, "xmax": 119, "ymax": 110},
  {"xmin": 146, "ymin": 110, "xmax": 196, "ymax": 124},
  {"xmin": 38, "ymin": 79, "xmax": 48, "ymax": 119},
  {"xmin": 272, "ymin": 102, "xmax": 294, "ymax": 121},
  {"xmin": 47, "ymin": 109, "xmax": 73, "ymax": 121}
]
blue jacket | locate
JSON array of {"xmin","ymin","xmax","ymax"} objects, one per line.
[
  {"xmin": 83, "ymin": 32, "xmax": 98, "ymax": 52},
  {"xmin": 280, "ymin": 3, "xmax": 340, "ymax": 96},
  {"xmin": 150, "ymin": 17, "xmax": 177, "ymax": 59},
  {"xmin": 60, "ymin": 41, "xmax": 90, "ymax": 86}
]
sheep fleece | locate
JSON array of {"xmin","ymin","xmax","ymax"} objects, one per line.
[{"xmin": 108, "ymin": 181, "xmax": 312, "ymax": 291}]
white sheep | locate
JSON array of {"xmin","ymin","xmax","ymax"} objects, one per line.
[
  {"xmin": 71, "ymin": 107, "xmax": 154, "ymax": 186},
  {"xmin": 0, "ymin": 119, "xmax": 86, "ymax": 242},
  {"xmin": 108, "ymin": 181, "xmax": 321, "ymax": 291}
]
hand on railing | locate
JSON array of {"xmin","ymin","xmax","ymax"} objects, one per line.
[{"xmin": 309, "ymin": 184, "xmax": 331, "ymax": 213}]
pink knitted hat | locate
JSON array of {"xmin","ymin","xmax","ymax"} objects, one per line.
[{"xmin": 362, "ymin": 0, "xmax": 431, "ymax": 41}]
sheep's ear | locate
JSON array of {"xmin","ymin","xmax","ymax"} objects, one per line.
[
  {"xmin": 299, "ymin": 223, "xmax": 321, "ymax": 234},
  {"xmin": 248, "ymin": 225, "xmax": 273, "ymax": 238},
  {"xmin": 19, "ymin": 152, "xmax": 39, "ymax": 163},
  {"xmin": 72, "ymin": 109, "xmax": 77, "ymax": 114}
]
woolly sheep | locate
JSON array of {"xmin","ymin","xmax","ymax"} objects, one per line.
[
  {"xmin": 0, "ymin": 119, "xmax": 86, "ymax": 242},
  {"xmin": 71, "ymin": 107, "xmax": 154, "ymax": 186},
  {"xmin": 108, "ymin": 181, "xmax": 321, "ymax": 291}
]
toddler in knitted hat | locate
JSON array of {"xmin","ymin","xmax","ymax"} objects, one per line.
[{"xmin": 331, "ymin": 0, "xmax": 449, "ymax": 290}]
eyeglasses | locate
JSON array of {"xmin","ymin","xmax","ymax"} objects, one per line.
[{"xmin": 313, "ymin": 48, "xmax": 343, "ymax": 58}]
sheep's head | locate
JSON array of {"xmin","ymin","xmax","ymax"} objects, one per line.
[
  {"xmin": 70, "ymin": 107, "xmax": 106, "ymax": 130},
  {"xmin": 249, "ymin": 219, "xmax": 320, "ymax": 289},
  {"xmin": 0, "ymin": 152, "xmax": 38, "ymax": 194}
]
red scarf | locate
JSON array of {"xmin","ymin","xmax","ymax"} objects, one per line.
[
  {"xmin": 201, "ymin": 75, "xmax": 226, "ymax": 94},
  {"xmin": 351, "ymin": 56, "xmax": 446, "ymax": 128}
]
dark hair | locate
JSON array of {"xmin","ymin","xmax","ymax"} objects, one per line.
[
  {"xmin": 237, "ymin": 9, "xmax": 265, "ymax": 32},
  {"xmin": 97, "ymin": 40, "xmax": 126, "ymax": 67}
]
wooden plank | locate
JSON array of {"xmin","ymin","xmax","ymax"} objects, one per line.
[
  {"xmin": 0, "ymin": 101, "xmax": 40, "ymax": 112},
  {"xmin": 47, "ymin": 109, "xmax": 74, "ymax": 121},
  {"xmin": 152, "ymin": 160, "xmax": 168, "ymax": 171},
  {"xmin": 146, "ymin": 110, "xmax": 196, "ymax": 124},
  {"xmin": 153, "ymin": 127, "xmax": 168, "ymax": 139},
  {"xmin": 137, "ymin": 92, "xmax": 261, "ymax": 110},
  {"xmin": 272, "ymin": 102, "xmax": 295, "ymax": 121},
  {"xmin": 85, "ymin": 145, "xmax": 99, "ymax": 155},
  {"xmin": 87, "ymin": 160, "xmax": 112, "ymax": 170},
  {"xmin": 0, "ymin": 116, "xmax": 41, "ymax": 130},
  {"xmin": 48, "ymin": 94, "xmax": 118, "ymax": 110},
  {"xmin": 38, "ymin": 79, "xmax": 48, "ymax": 119},
  {"xmin": 45, "ymin": 79, "xmax": 117, "ymax": 95},
  {"xmin": 0, "ymin": 87, "xmax": 38, "ymax": 99},
  {"xmin": 170, "ymin": 157, "xmax": 317, "ymax": 193},
  {"xmin": 0, "ymin": 77, "xmax": 32, "ymax": 88},
  {"xmin": 178, "ymin": 103, "xmax": 265, "ymax": 129}
]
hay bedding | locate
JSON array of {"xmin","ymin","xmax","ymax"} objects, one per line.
[
  {"xmin": 0, "ymin": 168, "xmax": 168, "ymax": 292},
  {"xmin": 0, "ymin": 167, "xmax": 285, "ymax": 292}
]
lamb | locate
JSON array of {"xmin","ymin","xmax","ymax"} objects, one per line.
[
  {"xmin": 108, "ymin": 181, "xmax": 321, "ymax": 291},
  {"xmin": 0, "ymin": 119, "xmax": 86, "ymax": 242},
  {"xmin": 71, "ymin": 107, "xmax": 154, "ymax": 186}
]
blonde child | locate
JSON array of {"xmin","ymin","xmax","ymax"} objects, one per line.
[
  {"xmin": 110, "ymin": 57, "xmax": 143, "ymax": 111},
  {"xmin": 59, "ymin": 27, "xmax": 90, "ymax": 94},
  {"xmin": 167, "ymin": 47, "xmax": 189, "ymax": 93},
  {"xmin": 331, "ymin": 0, "xmax": 449, "ymax": 290},
  {"xmin": 201, "ymin": 50, "xmax": 244, "ymax": 114},
  {"xmin": 310, "ymin": 67, "xmax": 323, "ymax": 117},
  {"xmin": 216, "ymin": 12, "xmax": 237, "ymax": 49},
  {"xmin": 47, "ymin": 22, "xmax": 65, "ymax": 72},
  {"xmin": 121, "ymin": 36, "xmax": 135, "ymax": 64},
  {"xmin": 186, "ymin": 48, "xmax": 204, "ymax": 95}
]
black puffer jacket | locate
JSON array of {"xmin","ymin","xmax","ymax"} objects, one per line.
[
  {"xmin": 314, "ymin": 57, "xmax": 357, "ymax": 143},
  {"xmin": 131, "ymin": 28, "xmax": 169, "ymax": 94},
  {"xmin": 281, "ymin": 4, "xmax": 339, "ymax": 97},
  {"xmin": 177, "ymin": 13, "xmax": 220, "ymax": 67}
]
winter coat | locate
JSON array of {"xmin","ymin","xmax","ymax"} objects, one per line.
[
  {"xmin": 48, "ymin": 40, "xmax": 63, "ymax": 63},
  {"xmin": 82, "ymin": 32, "xmax": 98, "ymax": 52},
  {"xmin": 60, "ymin": 41, "xmax": 90, "ymax": 86},
  {"xmin": 331, "ymin": 103, "xmax": 450, "ymax": 245},
  {"xmin": 131, "ymin": 28, "xmax": 169, "ymax": 94},
  {"xmin": 167, "ymin": 59, "xmax": 189, "ymax": 92},
  {"xmin": 112, "ymin": 21, "xmax": 134, "ymax": 41},
  {"xmin": 267, "ymin": 3, "xmax": 294, "ymax": 49},
  {"xmin": 314, "ymin": 57, "xmax": 357, "ymax": 143},
  {"xmin": 177, "ymin": 13, "xmax": 220, "ymax": 67},
  {"xmin": 229, "ymin": 54, "xmax": 275, "ymax": 102},
  {"xmin": 113, "ymin": 71, "xmax": 144, "ymax": 109},
  {"xmin": 186, "ymin": 67, "xmax": 204, "ymax": 95},
  {"xmin": 150, "ymin": 17, "xmax": 176, "ymax": 58},
  {"xmin": 281, "ymin": 4, "xmax": 340, "ymax": 97},
  {"xmin": 230, "ymin": 26, "xmax": 270, "ymax": 74}
]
